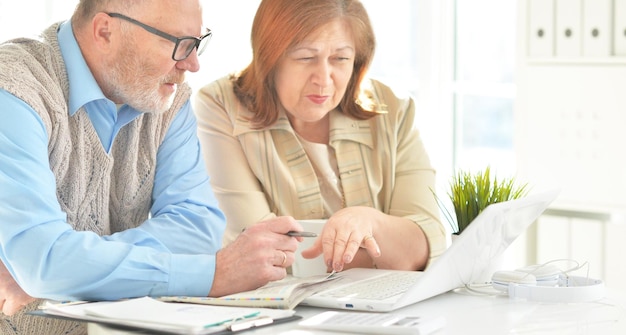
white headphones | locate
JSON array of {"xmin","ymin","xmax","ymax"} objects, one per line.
[{"xmin": 491, "ymin": 261, "xmax": 605, "ymax": 303}]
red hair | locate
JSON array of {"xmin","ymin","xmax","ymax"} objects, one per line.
[{"xmin": 233, "ymin": 0, "xmax": 379, "ymax": 128}]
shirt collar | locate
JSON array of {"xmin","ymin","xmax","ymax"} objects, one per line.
[
  {"xmin": 57, "ymin": 21, "xmax": 114, "ymax": 116},
  {"xmin": 328, "ymin": 109, "xmax": 374, "ymax": 149}
]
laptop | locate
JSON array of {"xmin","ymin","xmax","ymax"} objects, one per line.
[{"xmin": 300, "ymin": 189, "xmax": 559, "ymax": 312}]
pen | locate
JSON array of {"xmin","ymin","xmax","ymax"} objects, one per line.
[
  {"xmin": 228, "ymin": 315, "xmax": 274, "ymax": 331},
  {"xmin": 286, "ymin": 231, "xmax": 317, "ymax": 237},
  {"xmin": 205, "ymin": 311, "xmax": 261, "ymax": 328},
  {"xmin": 39, "ymin": 300, "xmax": 89, "ymax": 309}
]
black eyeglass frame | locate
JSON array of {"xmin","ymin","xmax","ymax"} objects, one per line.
[{"xmin": 107, "ymin": 12, "xmax": 212, "ymax": 61}]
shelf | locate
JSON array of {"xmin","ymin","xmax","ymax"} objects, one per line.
[{"xmin": 527, "ymin": 57, "xmax": 626, "ymax": 66}]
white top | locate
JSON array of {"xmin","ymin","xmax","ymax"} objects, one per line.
[{"xmin": 297, "ymin": 135, "xmax": 344, "ymax": 218}]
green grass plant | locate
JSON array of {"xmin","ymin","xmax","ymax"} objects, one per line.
[{"xmin": 436, "ymin": 167, "xmax": 529, "ymax": 234}]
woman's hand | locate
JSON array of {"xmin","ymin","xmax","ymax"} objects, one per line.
[
  {"xmin": 301, "ymin": 207, "xmax": 429, "ymax": 272},
  {"xmin": 301, "ymin": 206, "xmax": 382, "ymax": 272}
]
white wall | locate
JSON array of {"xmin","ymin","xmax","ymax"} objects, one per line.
[{"xmin": 515, "ymin": 0, "xmax": 626, "ymax": 294}]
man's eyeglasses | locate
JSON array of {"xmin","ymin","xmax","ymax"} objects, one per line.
[{"xmin": 107, "ymin": 12, "xmax": 212, "ymax": 61}]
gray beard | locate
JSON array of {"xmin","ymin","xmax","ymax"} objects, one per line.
[{"xmin": 100, "ymin": 55, "xmax": 174, "ymax": 114}]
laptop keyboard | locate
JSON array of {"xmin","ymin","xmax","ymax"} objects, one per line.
[{"xmin": 319, "ymin": 271, "xmax": 420, "ymax": 300}]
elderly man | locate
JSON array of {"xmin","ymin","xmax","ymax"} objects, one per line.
[{"xmin": 0, "ymin": 0, "xmax": 302, "ymax": 333}]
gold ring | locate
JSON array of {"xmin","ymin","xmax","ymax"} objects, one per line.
[
  {"xmin": 280, "ymin": 251, "xmax": 287, "ymax": 266},
  {"xmin": 363, "ymin": 235, "xmax": 375, "ymax": 243}
]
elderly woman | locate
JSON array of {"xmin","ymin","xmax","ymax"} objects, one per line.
[{"xmin": 194, "ymin": 0, "xmax": 446, "ymax": 273}]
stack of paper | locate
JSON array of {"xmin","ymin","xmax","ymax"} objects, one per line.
[
  {"xmin": 160, "ymin": 271, "xmax": 339, "ymax": 309},
  {"xmin": 35, "ymin": 297, "xmax": 296, "ymax": 334}
]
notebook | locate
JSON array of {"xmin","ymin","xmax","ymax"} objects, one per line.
[{"xmin": 300, "ymin": 189, "xmax": 559, "ymax": 312}]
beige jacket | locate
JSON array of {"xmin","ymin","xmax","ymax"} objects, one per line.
[{"xmin": 194, "ymin": 76, "xmax": 446, "ymax": 265}]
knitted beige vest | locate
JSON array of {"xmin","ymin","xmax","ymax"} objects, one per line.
[{"xmin": 0, "ymin": 23, "xmax": 191, "ymax": 335}]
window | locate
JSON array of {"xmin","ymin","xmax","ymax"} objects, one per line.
[
  {"xmin": 453, "ymin": 0, "xmax": 517, "ymax": 175},
  {"xmin": 358, "ymin": 0, "xmax": 519, "ymax": 211},
  {"xmin": 361, "ymin": 0, "xmax": 419, "ymax": 93},
  {"xmin": 361, "ymin": 0, "xmax": 519, "ymax": 183}
]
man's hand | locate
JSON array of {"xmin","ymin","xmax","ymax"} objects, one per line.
[
  {"xmin": 209, "ymin": 216, "xmax": 302, "ymax": 297},
  {"xmin": 0, "ymin": 260, "xmax": 35, "ymax": 315}
]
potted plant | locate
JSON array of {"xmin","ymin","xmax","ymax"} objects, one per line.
[{"xmin": 435, "ymin": 166, "xmax": 530, "ymax": 236}]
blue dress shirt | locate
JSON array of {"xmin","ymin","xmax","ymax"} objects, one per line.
[{"xmin": 0, "ymin": 21, "xmax": 225, "ymax": 301}]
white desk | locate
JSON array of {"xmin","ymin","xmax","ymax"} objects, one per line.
[{"xmin": 89, "ymin": 288, "xmax": 626, "ymax": 335}]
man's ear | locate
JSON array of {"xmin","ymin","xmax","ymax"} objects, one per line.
[{"xmin": 91, "ymin": 12, "xmax": 115, "ymax": 52}]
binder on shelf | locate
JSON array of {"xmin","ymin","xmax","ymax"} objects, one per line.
[
  {"xmin": 615, "ymin": 0, "xmax": 626, "ymax": 56},
  {"xmin": 582, "ymin": 0, "xmax": 612, "ymax": 57},
  {"xmin": 555, "ymin": 0, "xmax": 582, "ymax": 58},
  {"xmin": 528, "ymin": 0, "xmax": 555, "ymax": 58}
]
